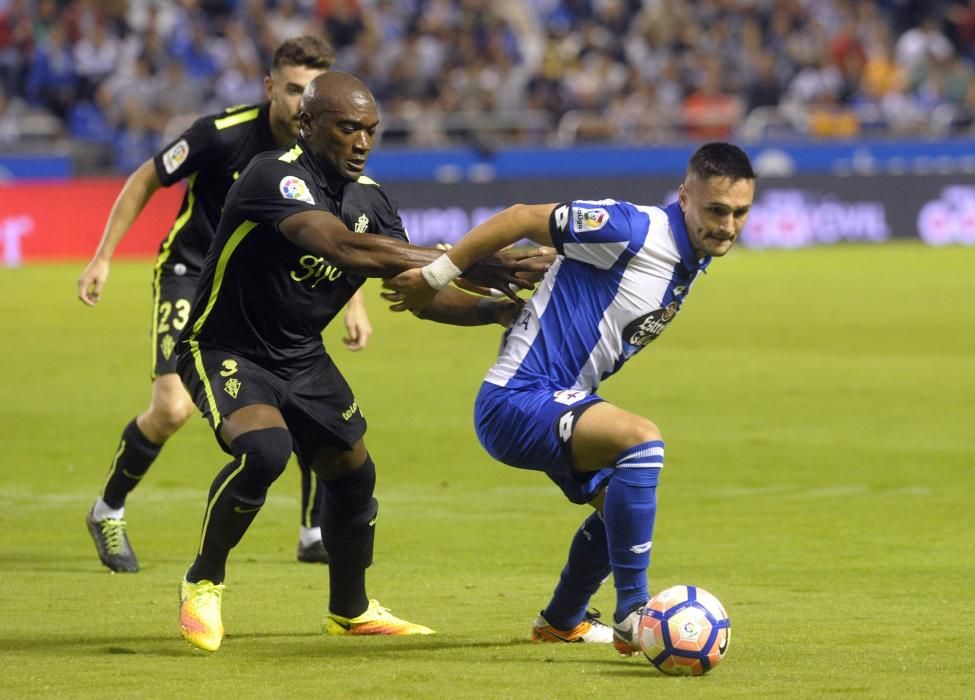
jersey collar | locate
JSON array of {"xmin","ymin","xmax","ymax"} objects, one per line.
[{"xmin": 665, "ymin": 201, "xmax": 711, "ymax": 274}]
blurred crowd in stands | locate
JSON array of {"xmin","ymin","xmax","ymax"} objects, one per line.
[{"xmin": 1, "ymin": 0, "xmax": 975, "ymax": 172}]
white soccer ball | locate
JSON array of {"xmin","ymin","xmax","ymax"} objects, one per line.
[{"xmin": 637, "ymin": 585, "xmax": 731, "ymax": 675}]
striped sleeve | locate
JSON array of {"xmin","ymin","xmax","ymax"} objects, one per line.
[{"xmin": 549, "ymin": 200, "xmax": 646, "ymax": 270}]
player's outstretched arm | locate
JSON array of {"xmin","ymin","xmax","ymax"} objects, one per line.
[
  {"xmin": 442, "ymin": 204, "xmax": 555, "ymax": 272},
  {"xmin": 281, "ymin": 209, "xmax": 441, "ymax": 274},
  {"xmin": 381, "ymin": 284, "xmax": 520, "ymax": 327},
  {"xmin": 383, "ymin": 204, "xmax": 556, "ymax": 313},
  {"xmin": 433, "ymin": 242, "xmax": 557, "ymax": 298},
  {"xmin": 342, "ymin": 289, "xmax": 372, "ymax": 351},
  {"xmin": 279, "ymin": 209, "xmax": 542, "ymax": 292},
  {"xmin": 77, "ymin": 159, "xmax": 162, "ymax": 306}
]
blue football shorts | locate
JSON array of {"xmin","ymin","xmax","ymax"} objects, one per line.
[{"xmin": 474, "ymin": 381, "xmax": 614, "ymax": 504}]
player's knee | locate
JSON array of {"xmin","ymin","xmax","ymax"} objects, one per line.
[
  {"xmin": 157, "ymin": 403, "xmax": 195, "ymax": 436},
  {"xmin": 308, "ymin": 439, "xmax": 368, "ymax": 481},
  {"xmin": 620, "ymin": 417, "xmax": 662, "ymax": 451},
  {"xmin": 322, "ymin": 455, "xmax": 376, "ymax": 514},
  {"xmin": 613, "ymin": 435, "xmax": 664, "ymax": 488},
  {"xmin": 231, "ymin": 427, "xmax": 293, "ymax": 488},
  {"xmin": 146, "ymin": 394, "xmax": 195, "ymax": 437}
]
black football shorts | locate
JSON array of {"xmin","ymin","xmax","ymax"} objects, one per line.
[
  {"xmin": 177, "ymin": 344, "xmax": 367, "ymax": 460},
  {"xmin": 151, "ymin": 271, "xmax": 200, "ymax": 378}
]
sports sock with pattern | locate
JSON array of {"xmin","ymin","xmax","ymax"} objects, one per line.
[
  {"xmin": 541, "ymin": 511, "xmax": 611, "ymax": 629},
  {"xmin": 99, "ymin": 419, "xmax": 162, "ymax": 510},
  {"xmin": 186, "ymin": 427, "xmax": 292, "ymax": 583},
  {"xmin": 322, "ymin": 456, "xmax": 376, "ymax": 618},
  {"xmin": 602, "ymin": 440, "xmax": 664, "ymax": 623}
]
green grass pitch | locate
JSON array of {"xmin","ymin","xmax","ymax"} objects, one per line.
[{"xmin": 1, "ymin": 243, "xmax": 972, "ymax": 698}]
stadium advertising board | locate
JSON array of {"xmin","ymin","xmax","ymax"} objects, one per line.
[
  {"xmin": 364, "ymin": 138, "xmax": 975, "ymax": 180},
  {"xmin": 1, "ymin": 175, "xmax": 972, "ymax": 266},
  {"xmin": 391, "ymin": 175, "xmax": 975, "ymax": 249},
  {"xmin": 0, "ymin": 179, "xmax": 183, "ymax": 266}
]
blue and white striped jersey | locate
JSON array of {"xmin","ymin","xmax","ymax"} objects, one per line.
[{"xmin": 483, "ymin": 199, "xmax": 711, "ymax": 393}]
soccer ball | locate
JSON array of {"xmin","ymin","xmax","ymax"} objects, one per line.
[{"xmin": 637, "ymin": 585, "xmax": 731, "ymax": 676}]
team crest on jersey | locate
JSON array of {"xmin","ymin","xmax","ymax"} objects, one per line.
[
  {"xmin": 160, "ymin": 334, "xmax": 175, "ymax": 361},
  {"xmin": 354, "ymin": 214, "xmax": 369, "ymax": 233},
  {"xmin": 224, "ymin": 377, "xmax": 241, "ymax": 399},
  {"xmin": 280, "ymin": 176, "xmax": 315, "ymax": 204},
  {"xmin": 573, "ymin": 207, "xmax": 609, "ymax": 233},
  {"xmin": 622, "ymin": 302, "xmax": 678, "ymax": 350},
  {"xmin": 162, "ymin": 139, "xmax": 189, "ymax": 174}
]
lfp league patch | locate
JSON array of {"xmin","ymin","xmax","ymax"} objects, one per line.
[
  {"xmin": 279, "ymin": 176, "xmax": 315, "ymax": 204},
  {"xmin": 162, "ymin": 139, "xmax": 189, "ymax": 174},
  {"xmin": 572, "ymin": 206, "xmax": 609, "ymax": 233}
]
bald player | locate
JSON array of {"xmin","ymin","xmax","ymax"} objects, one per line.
[
  {"xmin": 77, "ymin": 36, "xmax": 358, "ymax": 572},
  {"xmin": 174, "ymin": 71, "xmax": 542, "ymax": 651}
]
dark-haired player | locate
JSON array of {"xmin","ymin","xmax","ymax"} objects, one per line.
[
  {"xmin": 78, "ymin": 36, "xmax": 351, "ymax": 573},
  {"xmin": 383, "ymin": 142, "xmax": 756, "ymax": 652}
]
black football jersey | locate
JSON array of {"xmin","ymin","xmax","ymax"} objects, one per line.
[
  {"xmin": 181, "ymin": 138, "xmax": 408, "ymax": 364},
  {"xmin": 151, "ymin": 103, "xmax": 277, "ymax": 275}
]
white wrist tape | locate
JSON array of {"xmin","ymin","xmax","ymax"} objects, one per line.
[{"xmin": 420, "ymin": 253, "xmax": 463, "ymax": 290}]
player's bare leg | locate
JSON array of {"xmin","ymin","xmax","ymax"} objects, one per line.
[
  {"xmin": 137, "ymin": 374, "xmax": 197, "ymax": 443},
  {"xmin": 87, "ymin": 374, "xmax": 195, "ymax": 573},
  {"xmin": 570, "ymin": 403, "xmax": 662, "ymax": 471}
]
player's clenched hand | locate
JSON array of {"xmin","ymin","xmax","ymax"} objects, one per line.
[
  {"xmin": 433, "ymin": 243, "xmax": 496, "ymax": 297},
  {"xmin": 78, "ymin": 258, "xmax": 110, "ymax": 306},
  {"xmin": 433, "ymin": 243, "xmax": 555, "ymax": 298},
  {"xmin": 451, "ymin": 246, "xmax": 557, "ymax": 298},
  {"xmin": 502, "ymin": 246, "xmax": 557, "ymax": 284},
  {"xmin": 461, "ymin": 247, "xmax": 552, "ymax": 302},
  {"xmin": 382, "ymin": 268, "xmax": 437, "ymax": 313}
]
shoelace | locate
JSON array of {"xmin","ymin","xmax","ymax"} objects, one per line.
[
  {"xmin": 99, "ymin": 519, "xmax": 128, "ymax": 555},
  {"xmin": 191, "ymin": 582, "xmax": 225, "ymax": 605},
  {"xmin": 366, "ymin": 600, "xmax": 391, "ymax": 619}
]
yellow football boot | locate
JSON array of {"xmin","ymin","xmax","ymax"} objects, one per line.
[
  {"xmin": 179, "ymin": 578, "xmax": 225, "ymax": 651},
  {"xmin": 324, "ymin": 599, "xmax": 435, "ymax": 636}
]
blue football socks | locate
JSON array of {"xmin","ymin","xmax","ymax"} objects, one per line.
[
  {"xmin": 602, "ymin": 440, "xmax": 664, "ymax": 622},
  {"xmin": 541, "ymin": 510, "xmax": 612, "ymax": 629}
]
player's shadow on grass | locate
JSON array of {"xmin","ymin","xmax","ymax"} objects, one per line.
[
  {"xmin": 0, "ymin": 551, "xmax": 115, "ymax": 574},
  {"xmin": 0, "ymin": 633, "xmax": 670, "ymax": 676},
  {"xmin": 0, "ymin": 551, "xmax": 207, "ymax": 576},
  {"xmin": 0, "ymin": 632, "xmax": 527, "ymax": 658},
  {"xmin": 224, "ymin": 632, "xmax": 532, "ymax": 655},
  {"xmin": 0, "ymin": 634, "xmax": 189, "ymax": 657},
  {"xmin": 234, "ymin": 635, "xmax": 663, "ymax": 676}
]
